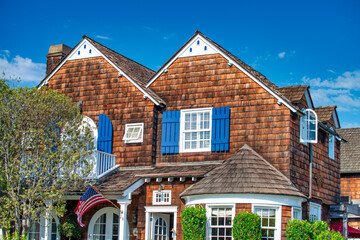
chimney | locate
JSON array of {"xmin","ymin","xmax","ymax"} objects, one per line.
[{"xmin": 46, "ymin": 44, "xmax": 72, "ymax": 75}]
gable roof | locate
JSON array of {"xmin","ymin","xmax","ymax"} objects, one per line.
[
  {"xmin": 146, "ymin": 31, "xmax": 301, "ymax": 114},
  {"xmin": 38, "ymin": 36, "xmax": 165, "ymax": 106},
  {"xmin": 278, "ymin": 85, "xmax": 308, "ymax": 103},
  {"xmin": 337, "ymin": 128, "xmax": 360, "ymax": 173},
  {"xmin": 180, "ymin": 144, "xmax": 305, "ymax": 198},
  {"xmin": 315, "ymin": 106, "xmax": 340, "ymax": 128}
]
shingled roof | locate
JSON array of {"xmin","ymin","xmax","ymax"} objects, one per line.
[
  {"xmin": 278, "ymin": 85, "xmax": 309, "ymax": 104},
  {"xmin": 337, "ymin": 128, "xmax": 360, "ymax": 173},
  {"xmin": 94, "ymin": 163, "xmax": 219, "ymax": 193},
  {"xmin": 180, "ymin": 144, "xmax": 305, "ymax": 198},
  {"xmin": 315, "ymin": 106, "xmax": 337, "ymax": 124}
]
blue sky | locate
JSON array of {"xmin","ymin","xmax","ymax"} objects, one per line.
[{"xmin": 0, "ymin": 0, "xmax": 359, "ymax": 128}]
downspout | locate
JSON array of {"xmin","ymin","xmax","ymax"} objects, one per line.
[{"xmin": 309, "ymin": 143, "xmax": 313, "ymax": 199}]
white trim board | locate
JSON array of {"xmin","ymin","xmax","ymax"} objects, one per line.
[
  {"xmin": 146, "ymin": 33, "xmax": 298, "ymax": 113},
  {"xmin": 38, "ymin": 39, "xmax": 161, "ymax": 106},
  {"xmin": 183, "ymin": 193, "xmax": 306, "ymax": 208}
]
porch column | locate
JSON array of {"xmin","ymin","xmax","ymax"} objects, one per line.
[
  {"xmin": 117, "ymin": 200, "xmax": 131, "ymax": 240},
  {"xmin": 44, "ymin": 200, "xmax": 52, "ymax": 240}
]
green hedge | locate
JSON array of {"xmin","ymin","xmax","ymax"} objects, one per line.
[
  {"xmin": 181, "ymin": 205, "xmax": 206, "ymax": 240},
  {"xmin": 286, "ymin": 220, "xmax": 345, "ymax": 240},
  {"xmin": 232, "ymin": 211, "xmax": 261, "ymax": 240}
]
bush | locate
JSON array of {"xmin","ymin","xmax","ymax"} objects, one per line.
[
  {"xmin": 232, "ymin": 211, "xmax": 261, "ymax": 240},
  {"xmin": 286, "ymin": 220, "xmax": 345, "ymax": 240},
  {"xmin": 2, "ymin": 232, "xmax": 27, "ymax": 240},
  {"xmin": 181, "ymin": 205, "xmax": 206, "ymax": 240},
  {"xmin": 316, "ymin": 230, "xmax": 344, "ymax": 240},
  {"xmin": 59, "ymin": 213, "xmax": 82, "ymax": 240}
]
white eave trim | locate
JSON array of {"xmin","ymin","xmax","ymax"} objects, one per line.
[
  {"xmin": 38, "ymin": 39, "xmax": 161, "ymax": 106},
  {"xmin": 145, "ymin": 34, "xmax": 298, "ymax": 113},
  {"xmin": 304, "ymin": 89, "xmax": 314, "ymax": 110},
  {"xmin": 332, "ymin": 110, "xmax": 340, "ymax": 129}
]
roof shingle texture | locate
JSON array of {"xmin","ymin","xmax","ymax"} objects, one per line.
[
  {"xmin": 84, "ymin": 36, "xmax": 166, "ymax": 105},
  {"xmin": 278, "ymin": 85, "xmax": 309, "ymax": 103},
  {"xmin": 315, "ymin": 106, "xmax": 336, "ymax": 123},
  {"xmin": 181, "ymin": 144, "xmax": 305, "ymax": 198},
  {"xmin": 337, "ymin": 128, "xmax": 360, "ymax": 173}
]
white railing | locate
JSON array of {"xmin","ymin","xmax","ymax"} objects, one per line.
[{"xmin": 88, "ymin": 150, "xmax": 117, "ymax": 179}]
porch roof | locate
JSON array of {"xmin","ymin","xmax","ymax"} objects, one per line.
[{"xmin": 94, "ymin": 163, "xmax": 220, "ymax": 193}]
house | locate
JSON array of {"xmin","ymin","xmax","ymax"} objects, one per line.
[
  {"xmin": 35, "ymin": 31, "xmax": 342, "ymax": 240},
  {"xmin": 336, "ymin": 128, "xmax": 360, "ymax": 230}
]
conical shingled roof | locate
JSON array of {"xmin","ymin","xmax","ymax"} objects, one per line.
[{"xmin": 180, "ymin": 144, "xmax": 306, "ymax": 198}]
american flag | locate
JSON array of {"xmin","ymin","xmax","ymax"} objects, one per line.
[{"xmin": 74, "ymin": 186, "xmax": 109, "ymax": 227}]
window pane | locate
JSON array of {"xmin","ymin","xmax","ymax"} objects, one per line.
[{"xmin": 191, "ymin": 113, "xmax": 197, "ymax": 130}]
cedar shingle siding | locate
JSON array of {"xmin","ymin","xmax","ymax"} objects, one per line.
[{"xmin": 42, "ymin": 32, "xmax": 342, "ymax": 240}]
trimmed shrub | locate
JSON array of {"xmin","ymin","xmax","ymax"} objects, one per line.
[
  {"xmin": 286, "ymin": 220, "xmax": 345, "ymax": 240},
  {"xmin": 181, "ymin": 205, "xmax": 206, "ymax": 240},
  {"xmin": 232, "ymin": 211, "xmax": 261, "ymax": 240},
  {"xmin": 316, "ymin": 230, "xmax": 344, "ymax": 240}
]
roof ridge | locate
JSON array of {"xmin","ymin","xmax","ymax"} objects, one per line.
[
  {"xmin": 84, "ymin": 36, "xmax": 155, "ymax": 76},
  {"xmin": 237, "ymin": 144, "xmax": 297, "ymax": 188}
]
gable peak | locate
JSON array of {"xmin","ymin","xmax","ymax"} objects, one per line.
[
  {"xmin": 67, "ymin": 38, "xmax": 101, "ymax": 60},
  {"xmin": 178, "ymin": 35, "xmax": 218, "ymax": 58}
]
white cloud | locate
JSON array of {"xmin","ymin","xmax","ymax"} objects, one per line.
[
  {"xmin": 0, "ymin": 51, "xmax": 45, "ymax": 82},
  {"xmin": 303, "ymin": 70, "xmax": 360, "ymax": 90},
  {"xmin": 327, "ymin": 69, "xmax": 336, "ymax": 74},
  {"xmin": 95, "ymin": 35, "xmax": 110, "ymax": 40},
  {"xmin": 278, "ymin": 52, "xmax": 286, "ymax": 58}
]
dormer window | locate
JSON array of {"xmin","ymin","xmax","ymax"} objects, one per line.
[
  {"xmin": 123, "ymin": 123, "xmax": 144, "ymax": 143},
  {"xmin": 300, "ymin": 109, "xmax": 318, "ymax": 144}
]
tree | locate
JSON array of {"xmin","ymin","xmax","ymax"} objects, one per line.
[{"xmin": 0, "ymin": 79, "xmax": 94, "ymax": 236}]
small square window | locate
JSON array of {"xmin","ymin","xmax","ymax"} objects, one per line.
[
  {"xmin": 153, "ymin": 190, "xmax": 171, "ymax": 205},
  {"xmin": 123, "ymin": 123, "xmax": 144, "ymax": 143}
]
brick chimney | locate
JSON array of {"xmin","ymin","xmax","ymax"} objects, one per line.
[{"xmin": 46, "ymin": 44, "xmax": 72, "ymax": 75}]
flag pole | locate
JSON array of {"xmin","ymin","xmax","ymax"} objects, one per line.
[{"xmin": 91, "ymin": 185, "xmax": 121, "ymax": 210}]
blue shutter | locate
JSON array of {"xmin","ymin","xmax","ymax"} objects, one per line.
[
  {"xmin": 97, "ymin": 114, "xmax": 113, "ymax": 154},
  {"xmin": 211, "ymin": 107, "xmax": 230, "ymax": 151},
  {"xmin": 161, "ymin": 111, "xmax": 180, "ymax": 154}
]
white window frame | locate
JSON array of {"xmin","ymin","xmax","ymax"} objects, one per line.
[
  {"xmin": 206, "ymin": 204, "xmax": 235, "ymax": 240},
  {"xmin": 300, "ymin": 109, "xmax": 318, "ymax": 144},
  {"xmin": 153, "ymin": 190, "xmax": 171, "ymax": 205},
  {"xmin": 309, "ymin": 202, "xmax": 321, "ymax": 221},
  {"xmin": 27, "ymin": 213, "xmax": 60, "ymax": 240},
  {"xmin": 88, "ymin": 207, "xmax": 120, "ymax": 240},
  {"xmin": 179, "ymin": 108, "xmax": 212, "ymax": 153},
  {"xmin": 123, "ymin": 123, "xmax": 144, "ymax": 143},
  {"xmin": 292, "ymin": 207, "xmax": 302, "ymax": 220},
  {"xmin": 252, "ymin": 204, "xmax": 281, "ymax": 240}
]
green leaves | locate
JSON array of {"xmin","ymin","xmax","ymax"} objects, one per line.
[
  {"xmin": 286, "ymin": 220, "xmax": 345, "ymax": 240},
  {"xmin": 181, "ymin": 205, "xmax": 207, "ymax": 240},
  {"xmin": 0, "ymin": 81, "xmax": 94, "ymax": 234},
  {"xmin": 232, "ymin": 211, "xmax": 262, "ymax": 240}
]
